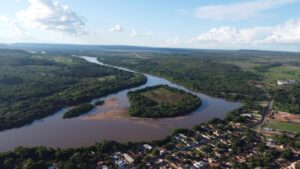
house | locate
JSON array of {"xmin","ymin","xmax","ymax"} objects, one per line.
[
  {"xmin": 123, "ymin": 153, "xmax": 134, "ymax": 164},
  {"xmin": 241, "ymin": 114, "xmax": 253, "ymax": 118},
  {"xmin": 115, "ymin": 160, "xmax": 126, "ymax": 169},
  {"xmin": 193, "ymin": 161, "xmax": 207, "ymax": 168},
  {"xmin": 143, "ymin": 144, "xmax": 153, "ymax": 151},
  {"xmin": 277, "ymin": 80, "xmax": 296, "ymax": 85},
  {"xmin": 99, "ymin": 166, "xmax": 108, "ymax": 169},
  {"xmin": 179, "ymin": 134, "xmax": 187, "ymax": 139}
]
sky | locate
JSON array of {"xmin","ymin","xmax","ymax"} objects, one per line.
[{"xmin": 0, "ymin": 0, "xmax": 300, "ymax": 51}]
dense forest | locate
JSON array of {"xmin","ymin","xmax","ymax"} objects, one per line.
[
  {"xmin": 97, "ymin": 53, "xmax": 267, "ymax": 102},
  {"xmin": 63, "ymin": 104, "xmax": 95, "ymax": 119},
  {"xmin": 0, "ymin": 49, "xmax": 147, "ymax": 131},
  {"xmin": 128, "ymin": 85, "xmax": 201, "ymax": 118},
  {"xmin": 272, "ymin": 85, "xmax": 300, "ymax": 114}
]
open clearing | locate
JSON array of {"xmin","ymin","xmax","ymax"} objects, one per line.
[
  {"xmin": 141, "ymin": 87, "xmax": 187, "ymax": 105},
  {"xmin": 263, "ymin": 119, "xmax": 300, "ymax": 133},
  {"xmin": 274, "ymin": 112, "xmax": 300, "ymax": 124},
  {"xmin": 263, "ymin": 66, "xmax": 300, "ymax": 83}
]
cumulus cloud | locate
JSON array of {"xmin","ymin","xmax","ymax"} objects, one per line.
[
  {"xmin": 109, "ymin": 25, "xmax": 123, "ymax": 32},
  {"xmin": 195, "ymin": 0, "xmax": 299, "ymax": 21},
  {"xmin": 263, "ymin": 19, "xmax": 300, "ymax": 44},
  {"xmin": 166, "ymin": 37, "xmax": 181, "ymax": 45},
  {"xmin": 3, "ymin": 22, "xmax": 28, "ymax": 39},
  {"xmin": 17, "ymin": 0, "xmax": 87, "ymax": 34},
  {"xmin": 190, "ymin": 18, "xmax": 300, "ymax": 47}
]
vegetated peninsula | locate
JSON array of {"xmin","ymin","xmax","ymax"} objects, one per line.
[
  {"xmin": 94, "ymin": 100, "xmax": 105, "ymax": 106},
  {"xmin": 0, "ymin": 49, "xmax": 147, "ymax": 131},
  {"xmin": 128, "ymin": 85, "xmax": 201, "ymax": 118},
  {"xmin": 63, "ymin": 103, "xmax": 95, "ymax": 119}
]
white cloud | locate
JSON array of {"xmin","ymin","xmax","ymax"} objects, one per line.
[
  {"xmin": 263, "ymin": 19, "xmax": 300, "ymax": 44},
  {"xmin": 166, "ymin": 37, "xmax": 181, "ymax": 45},
  {"xmin": 3, "ymin": 22, "xmax": 28, "ymax": 39},
  {"xmin": 17, "ymin": 0, "xmax": 87, "ymax": 34},
  {"xmin": 190, "ymin": 18, "xmax": 300, "ymax": 48},
  {"xmin": 109, "ymin": 25, "xmax": 123, "ymax": 32},
  {"xmin": 195, "ymin": 0, "xmax": 299, "ymax": 21},
  {"xmin": 0, "ymin": 15, "xmax": 8, "ymax": 22}
]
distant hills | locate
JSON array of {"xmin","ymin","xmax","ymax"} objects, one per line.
[{"xmin": 1, "ymin": 43, "xmax": 300, "ymax": 57}]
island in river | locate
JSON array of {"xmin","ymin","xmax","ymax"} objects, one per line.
[
  {"xmin": 128, "ymin": 85, "xmax": 201, "ymax": 118},
  {"xmin": 63, "ymin": 104, "xmax": 95, "ymax": 119}
]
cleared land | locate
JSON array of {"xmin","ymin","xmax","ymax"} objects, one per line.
[
  {"xmin": 141, "ymin": 87, "xmax": 187, "ymax": 105},
  {"xmin": 274, "ymin": 112, "xmax": 300, "ymax": 123},
  {"xmin": 263, "ymin": 66, "xmax": 300, "ymax": 83},
  {"xmin": 263, "ymin": 120, "xmax": 300, "ymax": 133}
]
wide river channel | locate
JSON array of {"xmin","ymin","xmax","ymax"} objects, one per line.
[{"xmin": 0, "ymin": 56, "xmax": 241, "ymax": 152}]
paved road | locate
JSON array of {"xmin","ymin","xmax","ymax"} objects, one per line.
[{"xmin": 256, "ymin": 99, "xmax": 274, "ymax": 131}]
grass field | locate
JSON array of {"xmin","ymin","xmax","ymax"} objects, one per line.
[
  {"xmin": 141, "ymin": 87, "xmax": 187, "ymax": 105},
  {"xmin": 264, "ymin": 120, "xmax": 300, "ymax": 133},
  {"xmin": 263, "ymin": 66, "xmax": 300, "ymax": 83}
]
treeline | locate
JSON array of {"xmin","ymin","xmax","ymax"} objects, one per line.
[
  {"xmin": 128, "ymin": 85, "xmax": 201, "ymax": 118},
  {"xmin": 0, "ymin": 50, "xmax": 147, "ymax": 131},
  {"xmin": 63, "ymin": 104, "xmax": 95, "ymax": 119},
  {"xmin": 272, "ymin": 85, "xmax": 300, "ymax": 114},
  {"xmin": 97, "ymin": 54, "xmax": 267, "ymax": 102}
]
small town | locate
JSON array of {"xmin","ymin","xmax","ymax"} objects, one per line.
[
  {"xmin": 88, "ymin": 101, "xmax": 300, "ymax": 169},
  {"xmin": 92, "ymin": 120, "xmax": 299, "ymax": 169}
]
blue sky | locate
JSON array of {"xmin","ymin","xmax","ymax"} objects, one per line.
[{"xmin": 0, "ymin": 0, "xmax": 300, "ymax": 51}]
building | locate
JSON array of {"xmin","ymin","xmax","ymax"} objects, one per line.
[
  {"xmin": 123, "ymin": 153, "xmax": 134, "ymax": 164},
  {"xmin": 193, "ymin": 161, "xmax": 207, "ymax": 168},
  {"xmin": 143, "ymin": 144, "xmax": 152, "ymax": 151},
  {"xmin": 277, "ymin": 80, "xmax": 296, "ymax": 85}
]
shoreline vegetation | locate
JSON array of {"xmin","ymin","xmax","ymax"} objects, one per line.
[
  {"xmin": 63, "ymin": 104, "xmax": 95, "ymax": 119},
  {"xmin": 94, "ymin": 100, "xmax": 105, "ymax": 106},
  {"xmin": 96, "ymin": 55, "xmax": 267, "ymax": 103},
  {"xmin": 128, "ymin": 85, "xmax": 201, "ymax": 118},
  {"xmin": 0, "ymin": 48, "xmax": 299, "ymax": 168},
  {"xmin": 0, "ymin": 50, "xmax": 147, "ymax": 131}
]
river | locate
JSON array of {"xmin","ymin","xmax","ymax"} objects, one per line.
[{"xmin": 0, "ymin": 56, "xmax": 241, "ymax": 152}]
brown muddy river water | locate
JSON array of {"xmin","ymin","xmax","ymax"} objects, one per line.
[{"xmin": 0, "ymin": 56, "xmax": 241, "ymax": 152}]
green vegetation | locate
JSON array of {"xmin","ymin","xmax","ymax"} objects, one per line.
[
  {"xmin": 0, "ymin": 49, "xmax": 147, "ymax": 131},
  {"xmin": 94, "ymin": 100, "xmax": 105, "ymax": 106},
  {"xmin": 95, "ymin": 51, "xmax": 300, "ymax": 116},
  {"xmin": 263, "ymin": 120, "xmax": 300, "ymax": 133},
  {"xmin": 272, "ymin": 85, "xmax": 300, "ymax": 114},
  {"xmin": 263, "ymin": 66, "xmax": 300, "ymax": 83},
  {"xmin": 128, "ymin": 85, "xmax": 201, "ymax": 118},
  {"xmin": 97, "ymin": 53, "xmax": 267, "ymax": 102},
  {"xmin": 63, "ymin": 104, "xmax": 95, "ymax": 119},
  {"xmin": 0, "ymin": 47, "xmax": 300, "ymax": 168}
]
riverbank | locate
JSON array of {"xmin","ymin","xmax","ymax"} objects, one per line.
[{"xmin": 0, "ymin": 56, "xmax": 240, "ymax": 152}]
